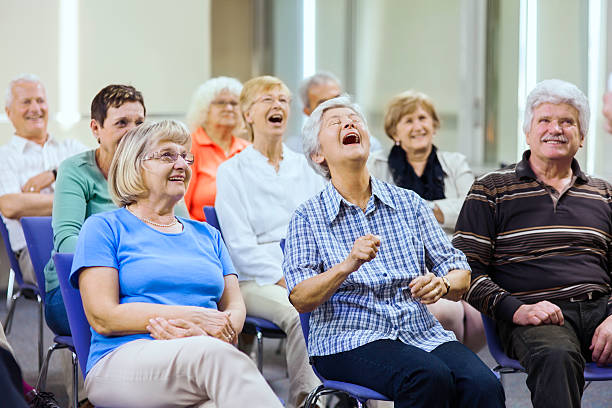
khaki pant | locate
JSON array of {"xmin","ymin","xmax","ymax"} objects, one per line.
[
  {"xmin": 240, "ymin": 280, "xmax": 322, "ymax": 408},
  {"xmin": 85, "ymin": 337, "xmax": 282, "ymax": 408},
  {"xmin": 16, "ymin": 248, "xmax": 36, "ymax": 285}
]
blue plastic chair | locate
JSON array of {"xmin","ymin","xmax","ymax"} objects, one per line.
[
  {"xmin": 482, "ymin": 314, "xmax": 612, "ymax": 391},
  {"xmin": 0, "ymin": 216, "xmax": 43, "ymax": 369},
  {"xmin": 21, "ymin": 217, "xmax": 78, "ymax": 407},
  {"xmin": 298, "ymin": 312, "xmax": 391, "ymax": 407},
  {"xmin": 203, "ymin": 206, "xmax": 286, "ymax": 371}
]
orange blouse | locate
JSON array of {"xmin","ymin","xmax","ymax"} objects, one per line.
[{"xmin": 184, "ymin": 127, "xmax": 250, "ymax": 221}]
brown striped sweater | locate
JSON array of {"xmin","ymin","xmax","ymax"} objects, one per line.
[{"xmin": 453, "ymin": 151, "xmax": 612, "ymax": 322}]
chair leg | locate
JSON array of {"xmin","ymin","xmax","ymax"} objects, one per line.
[
  {"xmin": 3, "ymin": 289, "xmax": 21, "ymax": 334},
  {"xmin": 37, "ymin": 295, "xmax": 43, "ymax": 371},
  {"xmin": 276, "ymin": 337, "xmax": 284, "ymax": 355},
  {"xmin": 71, "ymin": 351, "xmax": 79, "ymax": 408},
  {"xmin": 256, "ymin": 329, "xmax": 264, "ymax": 372},
  {"xmin": 584, "ymin": 380, "xmax": 592, "ymax": 391},
  {"xmin": 35, "ymin": 343, "xmax": 63, "ymax": 391},
  {"xmin": 6, "ymin": 269, "xmax": 14, "ymax": 309},
  {"xmin": 304, "ymin": 385, "xmax": 324, "ymax": 408}
]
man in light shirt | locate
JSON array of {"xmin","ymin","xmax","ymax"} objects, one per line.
[{"xmin": 0, "ymin": 74, "xmax": 85, "ymax": 284}]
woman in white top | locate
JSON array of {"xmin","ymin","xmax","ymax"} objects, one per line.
[
  {"xmin": 368, "ymin": 90, "xmax": 485, "ymax": 352},
  {"xmin": 215, "ymin": 76, "xmax": 324, "ymax": 408}
]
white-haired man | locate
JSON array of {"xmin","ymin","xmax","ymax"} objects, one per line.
[
  {"xmin": 0, "ymin": 74, "xmax": 85, "ymax": 284},
  {"xmin": 454, "ymin": 79, "xmax": 612, "ymax": 408}
]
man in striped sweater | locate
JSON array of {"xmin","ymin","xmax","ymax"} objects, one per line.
[{"xmin": 454, "ymin": 79, "xmax": 612, "ymax": 408}]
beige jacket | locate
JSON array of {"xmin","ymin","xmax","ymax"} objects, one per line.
[{"xmin": 367, "ymin": 148, "xmax": 475, "ymax": 236}]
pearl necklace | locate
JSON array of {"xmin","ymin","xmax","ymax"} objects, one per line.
[{"xmin": 127, "ymin": 206, "xmax": 178, "ymax": 228}]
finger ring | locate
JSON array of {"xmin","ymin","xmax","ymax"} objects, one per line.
[{"xmin": 29, "ymin": 187, "xmax": 35, "ymax": 192}]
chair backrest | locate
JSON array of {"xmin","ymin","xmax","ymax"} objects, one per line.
[
  {"xmin": 203, "ymin": 206, "xmax": 221, "ymax": 230},
  {"xmin": 54, "ymin": 253, "xmax": 90, "ymax": 377},
  {"xmin": 20, "ymin": 216, "xmax": 53, "ymax": 298},
  {"xmin": 0, "ymin": 216, "xmax": 26, "ymax": 286}
]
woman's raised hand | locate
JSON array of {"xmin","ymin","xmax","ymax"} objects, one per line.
[{"xmin": 342, "ymin": 234, "xmax": 381, "ymax": 273}]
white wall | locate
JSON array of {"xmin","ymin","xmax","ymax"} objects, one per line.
[{"xmin": 0, "ymin": 0, "xmax": 211, "ymax": 147}]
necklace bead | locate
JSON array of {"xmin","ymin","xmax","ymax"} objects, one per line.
[{"xmin": 126, "ymin": 206, "xmax": 178, "ymax": 228}]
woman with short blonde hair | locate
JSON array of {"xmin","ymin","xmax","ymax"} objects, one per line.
[
  {"xmin": 71, "ymin": 120, "xmax": 282, "ymax": 408},
  {"xmin": 215, "ymin": 76, "xmax": 324, "ymax": 408}
]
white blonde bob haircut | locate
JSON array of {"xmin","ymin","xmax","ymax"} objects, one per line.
[
  {"xmin": 302, "ymin": 95, "xmax": 368, "ymax": 180},
  {"xmin": 523, "ymin": 79, "xmax": 590, "ymax": 138},
  {"xmin": 109, "ymin": 120, "xmax": 191, "ymax": 207},
  {"xmin": 185, "ymin": 76, "xmax": 243, "ymax": 132}
]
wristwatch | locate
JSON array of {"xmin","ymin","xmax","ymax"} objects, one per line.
[{"xmin": 441, "ymin": 276, "xmax": 451, "ymax": 295}]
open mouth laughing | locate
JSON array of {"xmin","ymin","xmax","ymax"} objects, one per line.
[{"xmin": 342, "ymin": 130, "xmax": 361, "ymax": 145}]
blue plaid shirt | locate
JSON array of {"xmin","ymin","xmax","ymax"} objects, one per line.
[{"xmin": 283, "ymin": 177, "xmax": 470, "ymax": 356}]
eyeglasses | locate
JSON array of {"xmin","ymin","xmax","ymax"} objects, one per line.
[
  {"xmin": 210, "ymin": 100, "xmax": 239, "ymax": 108},
  {"xmin": 143, "ymin": 150, "xmax": 195, "ymax": 166},
  {"xmin": 255, "ymin": 95, "xmax": 291, "ymax": 106}
]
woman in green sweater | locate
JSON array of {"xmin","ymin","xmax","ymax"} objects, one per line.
[{"xmin": 44, "ymin": 84, "xmax": 147, "ymax": 335}]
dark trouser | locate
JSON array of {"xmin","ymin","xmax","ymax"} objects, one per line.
[
  {"xmin": 312, "ymin": 339, "xmax": 505, "ymax": 408},
  {"xmin": 497, "ymin": 296, "xmax": 609, "ymax": 408},
  {"xmin": 0, "ymin": 348, "xmax": 28, "ymax": 407},
  {"xmin": 44, "ymin": 286, "xmax": 72, "ymax": 336}
]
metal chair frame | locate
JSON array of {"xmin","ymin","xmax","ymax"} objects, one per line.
[
  {"xmin": 21, "ymin": 216, "xmax": 78, "ymax": 408},
  {"xmin": 298, "ymin": 312, "xmax": 391, "ymax": 407},
  {"xmin": 0, "ymin": 216, "xmax": 44, "ymax": 370}
]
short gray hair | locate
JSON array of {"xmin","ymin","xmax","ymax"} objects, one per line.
[
  {"xmin": 298, "ymin": 71, "xmax": 341, "ymax": 109},
  {"xmin": 302, "ymin": 95, "xmax": 368, "ymax": 179},
  {"xmin": 5, "ymin": 73, "xmax": 44, "ymax": 108},
  {"xmin": 185, "ymin": 76, "xmax": 243, "ymax": 132},
  {"xmin": 523, "ymin": 79, "xmax": 589, "ymax": 138},
  {"xmin": 109, "ymin": 120, "xmax": 191, "ymax": 207}
]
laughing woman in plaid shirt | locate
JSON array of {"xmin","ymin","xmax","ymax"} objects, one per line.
[{"xmin": 283, "ymin": 96, "xmax": 505, "ymax": 408}]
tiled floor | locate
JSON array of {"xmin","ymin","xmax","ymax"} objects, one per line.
[{"xmin": 2, "ymin": 293, "xmax": 611, "ymax": 407}]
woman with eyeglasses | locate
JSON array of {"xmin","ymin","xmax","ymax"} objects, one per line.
[
  {"xmin": 70, "ymin": 120, "xmax": 282, "ymax": 408},
  {"xmin": 184, "ymin": 77, "xmax": 250, "ymax": 221},
  {"xmin": 215, "ymin": 76, "xmax": 325, "ymax": 408}
]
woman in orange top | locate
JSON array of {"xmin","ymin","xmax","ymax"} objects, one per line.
[{"xmin": 185, "ymin": 77, "xmax": 250, "ymax": 221}]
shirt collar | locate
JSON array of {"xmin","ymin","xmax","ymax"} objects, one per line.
[
  {"xmin": 516, "ymin": 150, "xmax": 588, "ymax": 183},
  {"xmin": 10, "ymin": 133, "xmax": 54, "ymax": 154},
  {"xmin": 322, "ymin": 176, "xmax": 397, "ymax": 224},
  {"xmin": 192, "ymin": 126, "xmax": 249, "ymax": 154}
]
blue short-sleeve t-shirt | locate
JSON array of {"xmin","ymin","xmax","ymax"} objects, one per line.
[{"xmin": 70, "ymin": 207, "xmax": 236, "ymax": 373}]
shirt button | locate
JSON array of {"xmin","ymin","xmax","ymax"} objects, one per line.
[
  {"xmin": 394, "ymin": 325, "xmax": 398, "ymax": 330},
  {"xmin": 386, "ymin": 300, "xmax": 390, "ymax": 305},
  {"xmin": 382, "ymin": 273, "xmax": 388, "ymax": 277}
]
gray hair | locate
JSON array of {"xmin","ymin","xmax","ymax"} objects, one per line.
[
  {"xmin": 302, "ymin": 95, "xmax": 368, "ymax": 179},
  {"xmin": 5, "ymin": 73, "xmax": 44, "ymax": 108},
  {"xmin": 185, "ymin": 76, "xmax": 243, "ymax": 132},
  {"xmin": 523, "ymin": 79, "xmax": 590, "ymax": 138},
  {"xmin": 109, "ymin": 120, "xmax": 191, "ymax": 207},
  {"xmin": 298, "ymin": 71, "xmax": 341, "ymax": 109}
]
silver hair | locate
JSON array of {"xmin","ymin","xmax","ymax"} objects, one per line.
[
  {"xmin": 523, "ymin": 79, "xmax": 590, "ymax": 138},
  {"xmin": 298, "ymin": 71, "xmax": 341, "ymax": 109},
  {"xmin": 302, "ymin": 95, "xmax": 368, "ymax": 179},
  {"xmin": 185, "ymin": 76, "xmax": 243, "ymax": 132},
  {"xmin": 5, "ymin": 73, "xmax": 44, "ymax": 108}
]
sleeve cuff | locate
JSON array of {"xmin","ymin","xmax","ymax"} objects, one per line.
[{"xmin": 494, "ymin": 295, "xmax": 525, "ymax": 323}]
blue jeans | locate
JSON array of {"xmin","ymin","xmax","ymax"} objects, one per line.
[
  {"xmin": 313, "ymin": 340, "xmax": 504, "ymax": 408},
  {"xmin": 44, "ymin": 286, "xmax": 71, "ymax": 336}
]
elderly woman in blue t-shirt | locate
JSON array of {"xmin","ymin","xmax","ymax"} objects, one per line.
[
  {"xmin": 70, "ymin": 120, "xmax": 282, "ymax": 408},
  {"xmin": 283, "ymin": 97, "xmax": 504, "ymax": 408}
]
